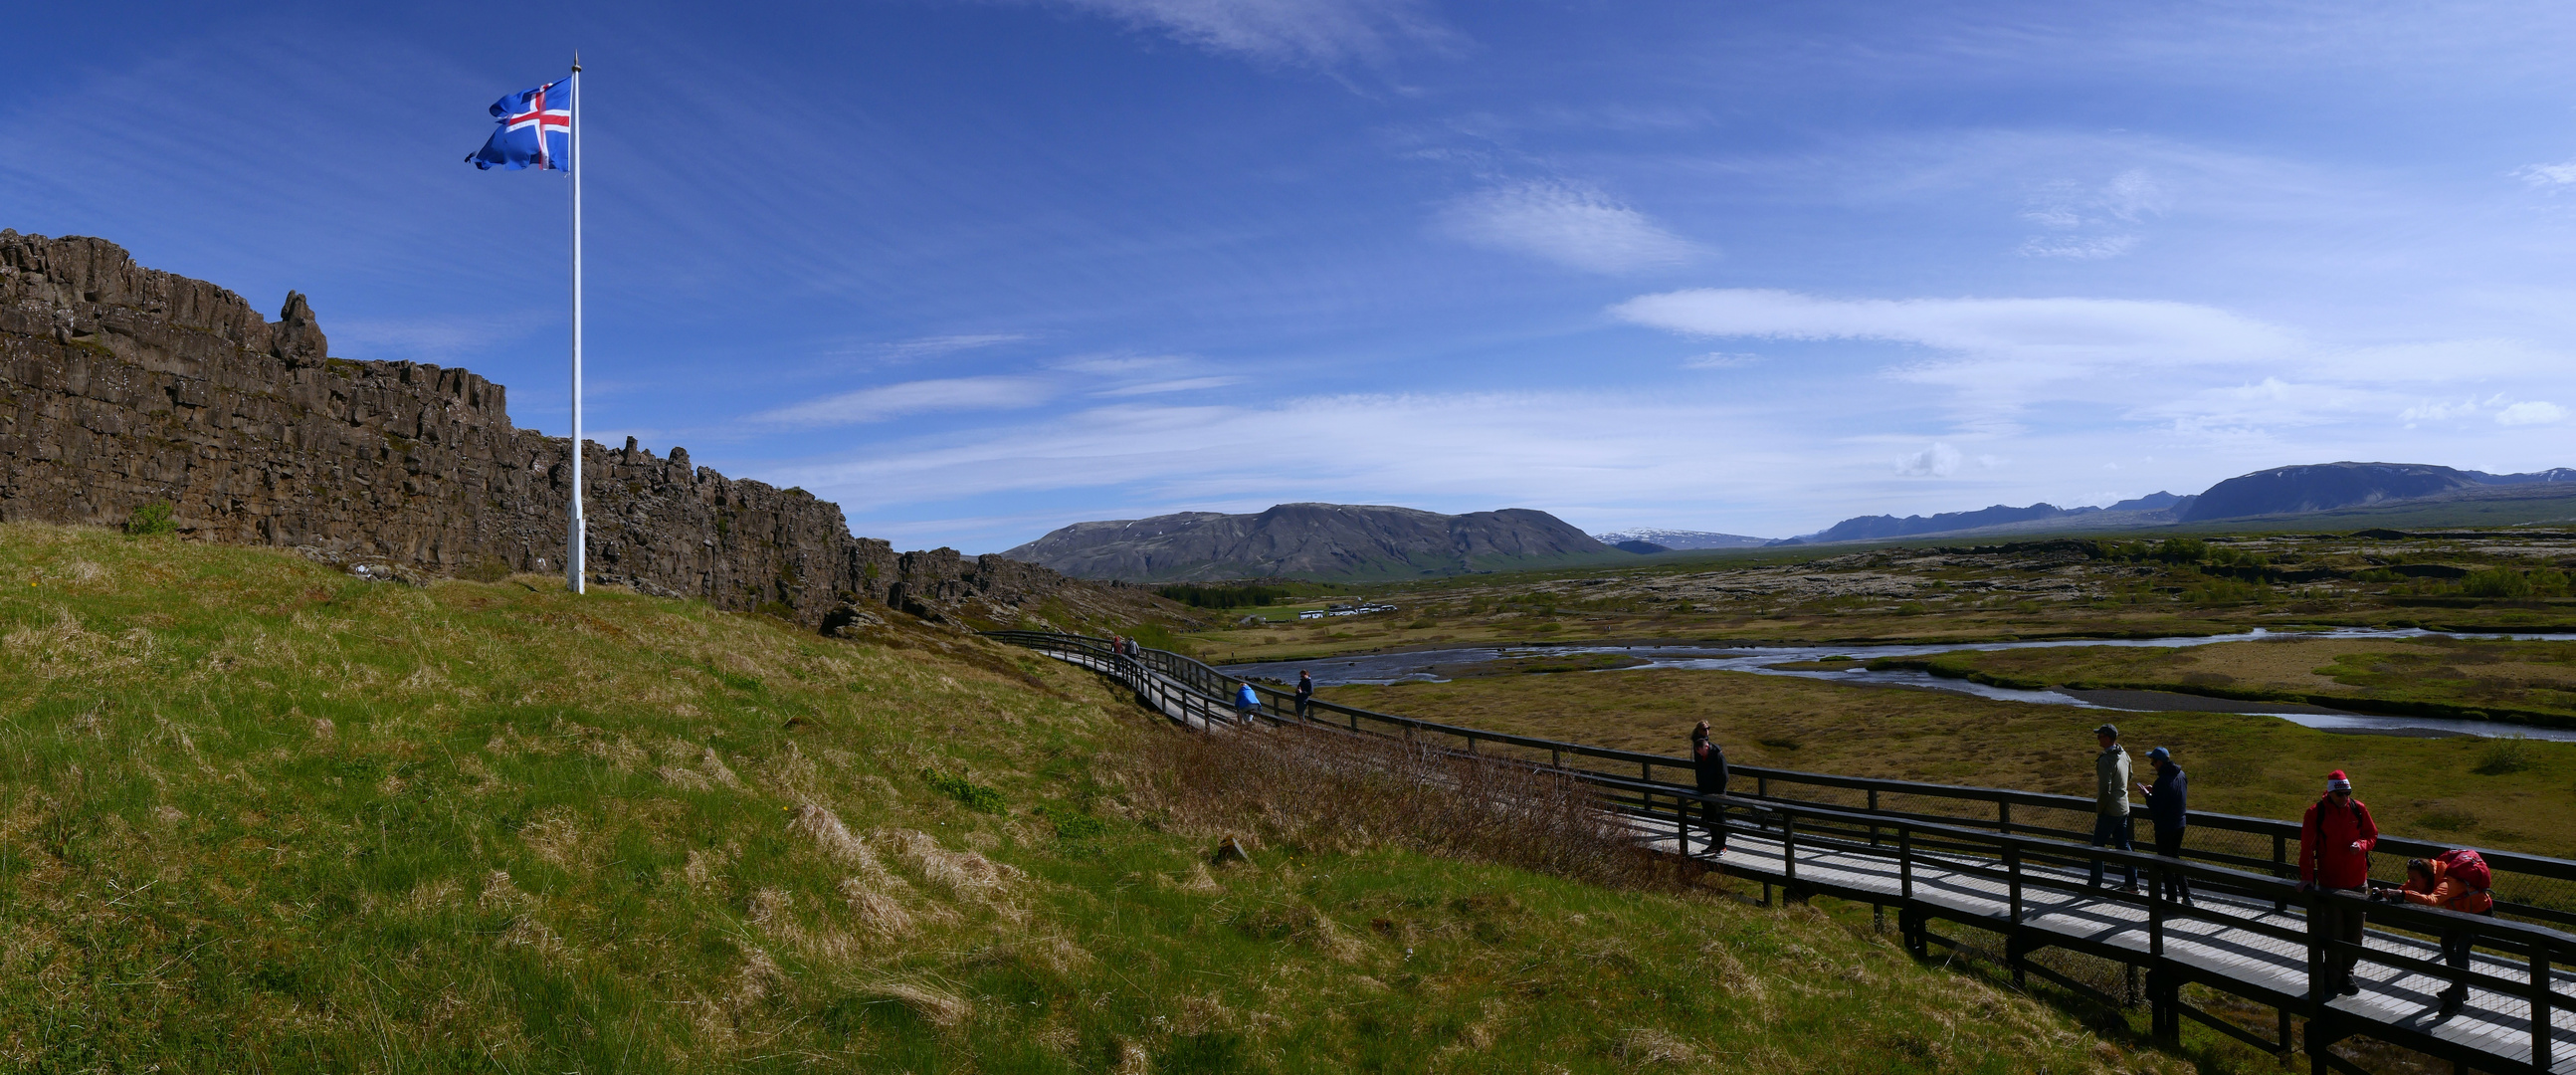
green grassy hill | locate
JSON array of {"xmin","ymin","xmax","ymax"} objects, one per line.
[{"xmin": 0, "ymin": 524, "xmax": 2183, "ymax": 1073}]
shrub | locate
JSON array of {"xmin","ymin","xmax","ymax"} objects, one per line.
[
  {"xmin": 2474, "ymin": 736, "xmax": 2533, "ymax": 775},
  {"xmin": 2463, "ymin": 568, "xmax": 2534, "ymax": 599},
  {"xmin": 123, "ymin": 502, "xmax": 176, "ymax": 537},
  {"xmin": 1033, "ymin": 803, "xmax": 1107, "ymax": 839},
  {"xmin": 1123, "ymin": 726, "xmax": 1659, "ymax": 890},
  {"xmin": 2153, "ymin": 538, "xmax": 2208, "ymax": 564},
  {"xmin": 920, "ymin": 768, "xmax": 1006, "ymax": 813},
  {"xmin": 1158, "ymin": 583, "xmax": 1292, "ymax": 609}
]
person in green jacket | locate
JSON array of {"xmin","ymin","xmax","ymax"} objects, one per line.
[{"xmin": 2086, "ymin": 724, "xmax": 2135, "ymax": 890}]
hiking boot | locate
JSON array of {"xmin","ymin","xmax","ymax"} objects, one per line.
[
  {"xmin": 2437, "ymin": 986, "xmax": 2467, "ymax": 1015},
  {"xmin": 2337, "ymin": 978, "xmax": 2360, "ymax": 996}
]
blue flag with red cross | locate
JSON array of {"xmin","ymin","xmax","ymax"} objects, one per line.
[{"xmin": 467, "ymin": 80, "xmax": 571, "ymax": 171}]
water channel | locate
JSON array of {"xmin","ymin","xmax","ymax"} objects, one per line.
[{"xmin": 1217, "ymin": 627, "xmax": 2576, "ymax": 741}]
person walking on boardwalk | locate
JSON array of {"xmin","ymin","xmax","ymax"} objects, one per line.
[
  {"xmin": 1294, "ymin": 670, "xmax": 1314, "ymax": 719},
  {"xmin": 2086, "ymin": 724, "xmax": 2136, "ymax": 891},
  {"xmin": 1690, "ymin": 721, "xmax": 1729, "ymax": 857},
  {"xmin": 2298, "ymin": 769, "xmax": 2379, "ymax": 995},
  {"xmin": 2378, "ymin": 850, "xmax": 2493, "ymax": 1015},
  {"xmin": 1234, "ymin": 680, "xmax": 1261, "ymax": 721},
  {"xmin": 2136, "ymin": 747, "xmax": 2192, "ymax": 906}
]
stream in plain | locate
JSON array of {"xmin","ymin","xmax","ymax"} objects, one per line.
[{"xmin": 1216, "ymin": 627, "xmax": 2576, "ymax": 741}]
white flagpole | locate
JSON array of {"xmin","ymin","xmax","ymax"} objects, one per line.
[{"xmin": 567, "ymin": 56, "xmax": 586, "ymax": 594}]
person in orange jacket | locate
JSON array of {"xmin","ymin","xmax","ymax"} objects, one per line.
[
  {"xmin": 2376, "ymin": 851, "xmax": 2495, "ymax": 1015},
  {"xmin": 2298, "ymin": 769, "xmax": 2379, "ymax": 995}
]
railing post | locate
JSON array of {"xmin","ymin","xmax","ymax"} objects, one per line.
[
  {"xmin": 2304, "ymin": 891, "xmax": 2326, "ymax": 1001},
  {"xmin": 2148, "ymin": 862, "xmax": 2164, "ymax": 958},
  {"xmin": 1783, "ymin": 811, "xmax": 1797, "ymax": 888},
  {"xmin": 1897, "ymin": 823, "xmax": 1913, "ymax": 899},
  {"xmin": 2007, "ymin": 841, "xmax": 2023, "ymax": 925},
  {"xmin": 2536, "ymin": 950, "xmax": 2555, "ymax": 1072},
  {"xmin": 2273, "ymin": 833, "xmax": 2288, "ymax": 913},
  {"xmin": 1868, "ymin": 788, "xmax": 1881, "ymax": 848},
  {"xmin": 1998, "ymin": 800, "xmax": 2011, "ymax": 834}
]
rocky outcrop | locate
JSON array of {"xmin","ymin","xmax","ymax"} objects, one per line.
[
  {"xmin": 0, "ymin": 231, "xmax": 1111, "ymax": 629},
  {"xmin": 1004, "ymin": 502, "xmax": 1619, "ymax": 581}
]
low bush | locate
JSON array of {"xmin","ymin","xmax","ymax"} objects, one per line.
[
  {"xmin": 921, "ymin": 767, "xmax": 1007, "ymax": 812},
  {"xmin": 1124, "ymin": 727, "xmax": 1660, "ymax": 890},
  {"xmin": 2474, "ymin": 736, "xmax": 2534, "ymax": 775},
  {"xmin": 122, "ymin": 502, "xmax": 175, "ymax": 537}
]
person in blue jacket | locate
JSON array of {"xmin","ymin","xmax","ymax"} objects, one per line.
[
  {"xmin": 1234, "ymin": 680, "xmax": 1261, "ymax": 721},
  {"xmin": 2136, "ymin": 746, "xmax": 2192, "ymax": 906}
]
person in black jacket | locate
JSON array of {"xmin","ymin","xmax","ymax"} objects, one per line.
[
  {"xmin": 2136, "ymin": 746, "xmax": 2192, "ymax": 906},
  {"xmin": 1691, "ymin": 721, "xmax": 1729, "ymax": 857},
  {"xmin": 1294, "ymin": 670, "xmax": 1314, "ymax": 719}
]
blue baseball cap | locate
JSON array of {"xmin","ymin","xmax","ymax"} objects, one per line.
[{"xmin": 2146, "ymin": 747, "xmax": 2171, "ymax": 762}]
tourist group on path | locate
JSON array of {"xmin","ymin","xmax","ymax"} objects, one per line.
[{"xmin": 1247, "ymin": 660, "xmax": 2500, "ymax": 1018}]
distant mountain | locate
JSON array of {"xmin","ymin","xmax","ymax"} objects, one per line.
[
  {"xmin": 2181, "ymin": 462, "xmax": 2576, "ymax": 521},
  {"xmin": 1611, "ymin": 539, "xmax": 1672, "ymax": 554},
  {"xmin": 1591, "ymin": 529, "xmax": 1775, "ymax": 549},
  {"xmin": 1004, "ymin": 504, "xmax": 1620, "ymax": 581},
  {"xmin": 1775, "ymin": 460, "xmax": 2576, "ymax": 546}
]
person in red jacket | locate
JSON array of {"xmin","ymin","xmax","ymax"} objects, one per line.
[
  {"xmin": 2298, "ymin": 769, "xmax": 2379, "ymax": 995},
  {"xmin": 2376, "ymin": 851, "xmax": 2495, "ymax": 1015}
]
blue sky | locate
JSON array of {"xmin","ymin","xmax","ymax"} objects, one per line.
[{"xmin": 9, "ymin": 2, "xmax": 2576, "ymax": 549}]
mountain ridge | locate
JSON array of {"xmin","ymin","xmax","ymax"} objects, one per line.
[
  {"xmin": 1778, "ymin": 462, "xmax": 2576, "ymax": 546},
  {"xmin": 1004, "ymin": 503, "xmax": 1619, "ymax": 581}
]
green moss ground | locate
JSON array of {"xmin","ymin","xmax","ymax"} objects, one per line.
[{"xmin": 0, "ymin": 525, "xmax": 2178, "ymax": 1073}]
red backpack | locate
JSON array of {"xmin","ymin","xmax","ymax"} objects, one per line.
[{"xmin": 2434, "ymin": 848, "xmax": 2492, "ymax": 896}]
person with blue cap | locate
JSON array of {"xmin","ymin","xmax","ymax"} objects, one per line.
[{"xmin": 2135, "ymin": 746, "xmax": 2192, "ymax": 906}]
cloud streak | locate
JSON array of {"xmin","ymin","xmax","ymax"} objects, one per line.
[
  {"xmin": 1039, "ymin": 0, "xmax": 1454, "ymax": 68},
  {"xmin": 752, "ymin": 376, "xmax": 1057, "ymax": 427},
  {"xmin": 1437, "ymin": 181, "xmax": 1703, "ymax": 273}
]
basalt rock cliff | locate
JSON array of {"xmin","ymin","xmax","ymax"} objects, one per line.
[
  {"xmin": 1005, "ymin": 503, "xmax": 1620, "ymax": 581},
  {"xmin": 0, "ymin": 231, "xmax": 1126, "ymax": 630}
]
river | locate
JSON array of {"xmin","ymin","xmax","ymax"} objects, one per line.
[{"xmin": 1216, "ymin": 627, "xmax": 2576, "ymax": 741}]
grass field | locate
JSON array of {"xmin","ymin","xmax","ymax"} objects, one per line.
[
  {"xmin": 1176, "ymin": 530, "xmax": 2576, "ymax": 666},
  {"xmin": 1882, "ymin": 635, "xmax": 2576, "ymax": 728},
  {"xmin": 0, "ymin": 524, "xmax": 2196, "ymax": 1073},
  {"xmin": 1321, "ymin": 669, "xmax": 2576, "ymax": 860}
]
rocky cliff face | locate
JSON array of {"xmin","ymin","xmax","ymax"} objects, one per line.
[
  {"xmin": 1004, "ymin": 502, "xmax": 1617, "ymax": 581},
  {"xmin": 0, "ymin": 231, "xmax": 1115, "ymax": 630}
]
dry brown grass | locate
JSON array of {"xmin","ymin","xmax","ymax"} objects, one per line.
[{"xmin": 1122, "ymin": 725, "xmax": 1673, "ymax": 891}]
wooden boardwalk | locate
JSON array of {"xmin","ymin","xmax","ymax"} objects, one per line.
[
  {"xmin": 999, "ymin": 632, "xmax": 2576, "ymax": 1074},
  {"xmin": 1648, "ymin": 822, "xmax": 2576, "ymax": 1073}
]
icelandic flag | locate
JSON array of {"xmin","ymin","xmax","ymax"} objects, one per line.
[{"xmin": 467, "ymin": 80, "xmax": 571, "ymax": 171}]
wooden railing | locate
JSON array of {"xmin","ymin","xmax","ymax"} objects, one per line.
[{"xmin": 990, "ymin": 629, "xmax": 2576, "ymax": 1071}]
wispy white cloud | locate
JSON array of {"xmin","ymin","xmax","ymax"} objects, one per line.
[
  {"xmin": 1094, "ymin": 375, "xmax": 1244, "ymax": 396},
  {"xmin": 2497, "ymin": 400, "xmax": 2566, "ymax": 425},
  {"xmin": 753, "ymin": 376, "xmax": 1057, "ymax": 427},
  {"xmin": 877, "ymin": 333, "xmax": 1031, "ymax": 361},
  {"xmin": 2016, "ymin": 234, "xmax": 2139, "ymax": 259},
  {"xmin": 1039, "ymin": 0, "xmax": 1454, "ymax": 68},
  {"xmin": 1683, "ymin": 351, "xmax": 1761, "ymax": 369},
  {"xmin": 1612, "ymin": 289, "xmax": 2293, "ymax": 368},
  {"xmin": 2515, "ymin": 161, "xmax": 2576, "ymax": 188},
  {"xmin": 1437, "ymin": 180, "xmax": 1704, "ymax": 273},
  {"xmin": 1893, "ymin": 442, "xmax": 1962, "ymax": 477},
  {"xmin": 2016, "ymin": 168, "xmax": 2165, "ymax": 259}
]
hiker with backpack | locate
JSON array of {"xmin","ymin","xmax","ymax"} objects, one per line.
[
  {"xmin": 1234, "ymin": 680, "xmax": 1261, "ymax": 721},
  {"xmin": 2374, "ymin": 849, "xmax": 2494, "ymax": 1015},
  {"xmin": 2298, "ymin": 768, "xmax": 2380, "ymax": 995}
]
